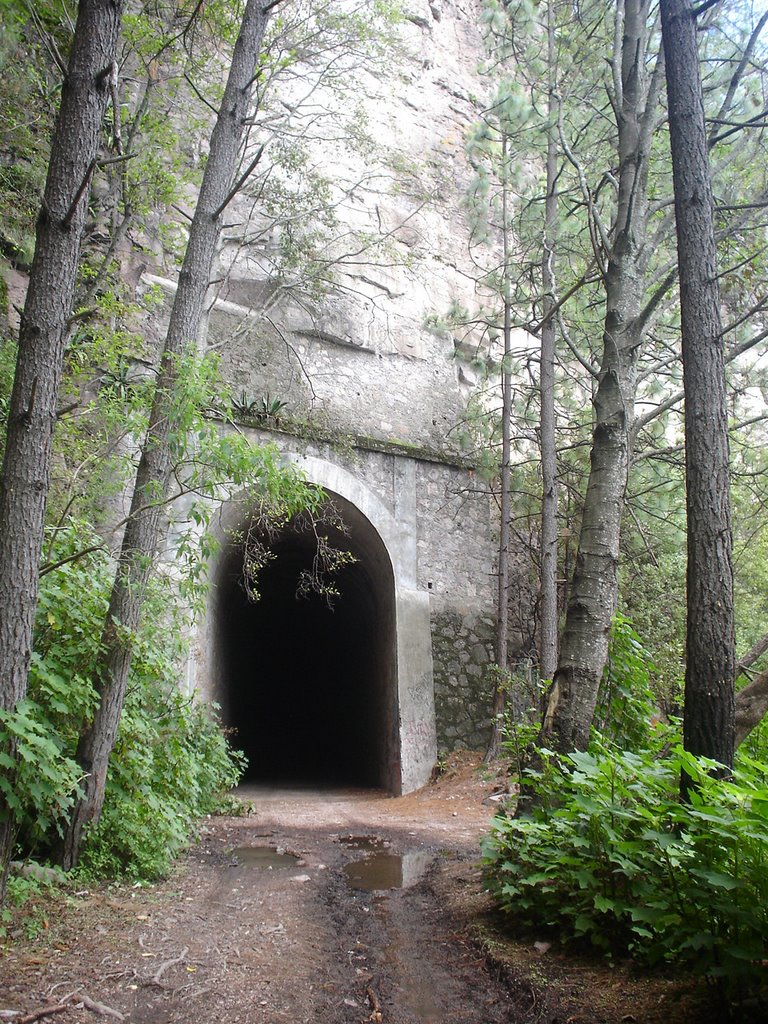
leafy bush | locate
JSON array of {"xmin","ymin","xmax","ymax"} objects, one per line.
[
  {"xmin": 593, "ymin": 614, "xmax": 677, "ymax": 751},
  {"xmin": 619, "ymin": 552, "xmax": 687, "ymax": 706},
  {"xmin": 0, "ymin": 698, "xmax": 82, "ymax": 848},
  {"xmin": 79, "ymin": 694, "xmax": 245, "ymax": 880},
  {"xmin": 0, "ymin": 864, "xmax": 64, "ymax": 941},
  {"xmin": 482, "ymin": 742, "xmax": 768, "ymax": 999},
  {"xmin": 0, "ymin": 532, "xmax": 108, "ymax": 850},
  {"xmin": 3, "ymin": 526, "xmax": 245, "ymax": 879}
]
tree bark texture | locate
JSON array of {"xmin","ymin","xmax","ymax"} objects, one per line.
[
  {"xmin": 660, "ymin": 0, "xmax": 735, "ymax": 779},
  {"xmin": 0, "ymin": 0, "xmax": 124, "ymax": 899},
  {"xmin": 60, "ymin": 0, "xmax": 270, "ymax": 869},
  {"xmin": 538, "ymin": 0, "xmax": 559, "ymax": 684},
  {"xmin": 542, "ymin": 0, "xmax": 660, "ymax": 752}
]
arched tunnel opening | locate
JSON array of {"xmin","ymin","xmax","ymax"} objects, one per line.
[{"xmin": 213, "ymin": 493, "xmax": 399, "ymax": 792}]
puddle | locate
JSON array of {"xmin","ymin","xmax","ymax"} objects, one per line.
[
  {"xmin": 343, "ymin": 849, "xmax": 434, "ymax": 891},
  {"xmin": 339, "ymin": 834, "xmax": 388, "ymax": 852},
  {"xmin": 230, "ymin": 846, "xmax": 299, "ymax": 869}
]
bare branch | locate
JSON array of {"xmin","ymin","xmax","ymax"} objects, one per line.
[
  {"xmin": 692, "ymin": 0, "xmax": 723, "ymax": 16},
  {"xmin": 61, "ymin": 160, "xmax": 97, "ymax": 229},
  {"xmin": 183, "ymin": 72, "xmax": 220, "ymax": 116},
  {"xmin": 40, "ymin": 544, "xmax": 109, "ymax": 578},
  {"xmin": 737, "ymin": 632, "xmax": 768, "ymax": 677},
  {"xmin": 213, "ymin": 144, "xmax": 266, "ymax": 219},
  {"xmin": 108, "ymin": 61, "xmax": 123, "ymax": 154},
  {"xmin": 557, "ymin": 310, "xmax": 599, "ymax": 380},
  {"xmin": 635, "ymin": 270, "xmax": 677, "ymax": 336},
  {"xmin": 709, "ymin": 10, "xmax": 768, "ymax": 142},
  {"xmin": 632, "ymin": 324, "xmax": 768, "ymax": 434},
  {"xmin": 709, "ymin": 106, "xmax": 768, "ymax": 147}
]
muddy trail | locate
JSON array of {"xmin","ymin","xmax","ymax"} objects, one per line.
[
  {"xmin": 1, "ymin": 762, "xmax": 516, "ymax": 1023},
  {"xmin": 1, "ymin": 758, "xmax": 710, "ymax": 1024}
]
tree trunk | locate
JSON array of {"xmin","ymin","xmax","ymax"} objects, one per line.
[
  {"xmin": 542, "ymin": 0, "xmax": 659, "ymax": 752},
  {"xmin": 0, "ymin": 0, "xmax": 124, "ymax": 902},
  {"xmin": 538, "ymin": 0, "xmax": 558, "ymax": 684},
  {"xmin": 485, "ymin": 137, "xmax": 513, "ymax": 762},
  {"xmin": 660, "ymin": 0, "xmax": 735, "ymax": 786},
  {"xmin": 60, "ymin": 0, "xmax": 270, "ymax": 869}
]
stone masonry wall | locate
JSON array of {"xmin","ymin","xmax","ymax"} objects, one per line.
[{"xmin": 431, "ymin": 608, "xmax": 496, "ymax": 752}]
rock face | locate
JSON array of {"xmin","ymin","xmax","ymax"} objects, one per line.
[
  {"xmin": 209, "ymin": 0, "xmax": 491, "ymax": 453},
  {"xmin": 167, "ymin": 1, "xmax": 514, "ymax": 787}
]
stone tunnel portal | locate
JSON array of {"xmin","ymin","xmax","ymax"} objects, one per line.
[{"xmin": 214, "ymin": 493, "xmax": 399, "ymax": 792}]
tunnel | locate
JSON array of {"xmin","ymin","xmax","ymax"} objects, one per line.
[{"xmin": 213, "ymin": 492, "xmax": 400, "ymax": 792}]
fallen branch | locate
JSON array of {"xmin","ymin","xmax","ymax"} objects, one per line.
[
  {"xmin": 80, "ymin": 996, "xmax": 125, "ymax": 1021},
  {"xmin": 16, "ymin": 992, "xmax": 126, "ymax": 1024},
  {"xmin": 151, "ymin": 947, "xmax": 189, "ymax": 985},
  {"xmin": 18, "ymin": 1005, "xmax": 69, "ymax": 1024}
]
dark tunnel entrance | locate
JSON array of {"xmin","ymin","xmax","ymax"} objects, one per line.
[{"xmin": 214, "ymin": 493, "xmax": 399, "ymax": 792}]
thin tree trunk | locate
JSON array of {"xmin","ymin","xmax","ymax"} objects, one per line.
[
  {"xmin": 542, "ymin": 0, "xmax": 659, "ymax": 752},
  {"xmin": 538, "ymin": 0, "xmax": 558, "ymax": 684},
  {"xmin": 660, "ymin": 0, "xmax": 735, "ymax": 787},
  {"xmin": 486, "ymin": 136, "xmax": 513, "ymax": 762},
  {"xmin": 0, "ymin": 0, "xmax": 124, "ymax": 902},
  {"xmin": 60, "ymin": 0, "xmax": 270, "ymax": 869}
]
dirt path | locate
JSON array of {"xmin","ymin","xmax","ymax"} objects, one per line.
[
  {"xmin": 2, "ymin": 760, "xmax": 524, "ymax": 1024},
  {"xmin": 0, "ymin": 758, "xmax": 710, "ymax": 1024}
]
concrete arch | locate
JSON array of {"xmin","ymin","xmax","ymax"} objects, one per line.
[{"xmin": 200, "ymin": 451, "xmax": 436, "ymax": 795}]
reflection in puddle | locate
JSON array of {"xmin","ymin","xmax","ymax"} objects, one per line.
[
  {"xmin": 230, "ymin": 846, "xmax": 299, "ymax": 869},
  {"xmin": 343, "ymin": 849, "xmax": 434, "ymax": 891}
]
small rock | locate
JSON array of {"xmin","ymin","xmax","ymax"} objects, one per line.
[
  {"xmin": 533, "ymin": 940, "xmax": 551, "ymax": 954},
  {"xmin": 289, "ymin": 874, "xmax": 311, "ymax": 883}
]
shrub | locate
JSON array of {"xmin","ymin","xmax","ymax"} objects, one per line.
[
  {"xmin": 482, "ymin": 742, "xmax": 768, "ymax": 1000},
  {"xmin": 79, "ymin": 694, "xmax": 245, "ymax": 880},
  {"xmin": 3, "ymin": 527, "xmax": 245, "ymax": 880},
  {"xmin": 593, "ymin": 614, "xmax": 677, "ymax": 751}
]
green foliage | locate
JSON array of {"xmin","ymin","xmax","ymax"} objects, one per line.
[
  {"xmin": 594, "ymin": 614, "xmax": 677, "ymax": 751},
  {"xmin": 0, "ymin": 699, "xmax": 82, "ymax": 846},
  {"xmin": 619, "ymin": 553, "xmax": 687, "ymax": 707},
  {"xmin": 0, "ymin": 1, "xmax": 66, "ymax": 265},
  {"xmin": 0, "ymin": 864, "xmax": 65, "ymax": 941},
  {"xmin": 79, "ymin": 695, "xmax": 245, "ymax": 880},
  {"xmin": 2, "ymin": 525, "xmax": 247, "ymax": 879},
  {"xmin": 498, "ymin": 664, "xmax": 544, "ymax": 781},
  {"xmin": 483, "ymin": 743, "xmax": 768, "ymax": 1002},
  {"xmin": 0, "ymin": 528, "xmax": 107, "ymax": 848},
  {"xmin": 0, "ymin": 333, "xmax": 17, "ymax": 458}
]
